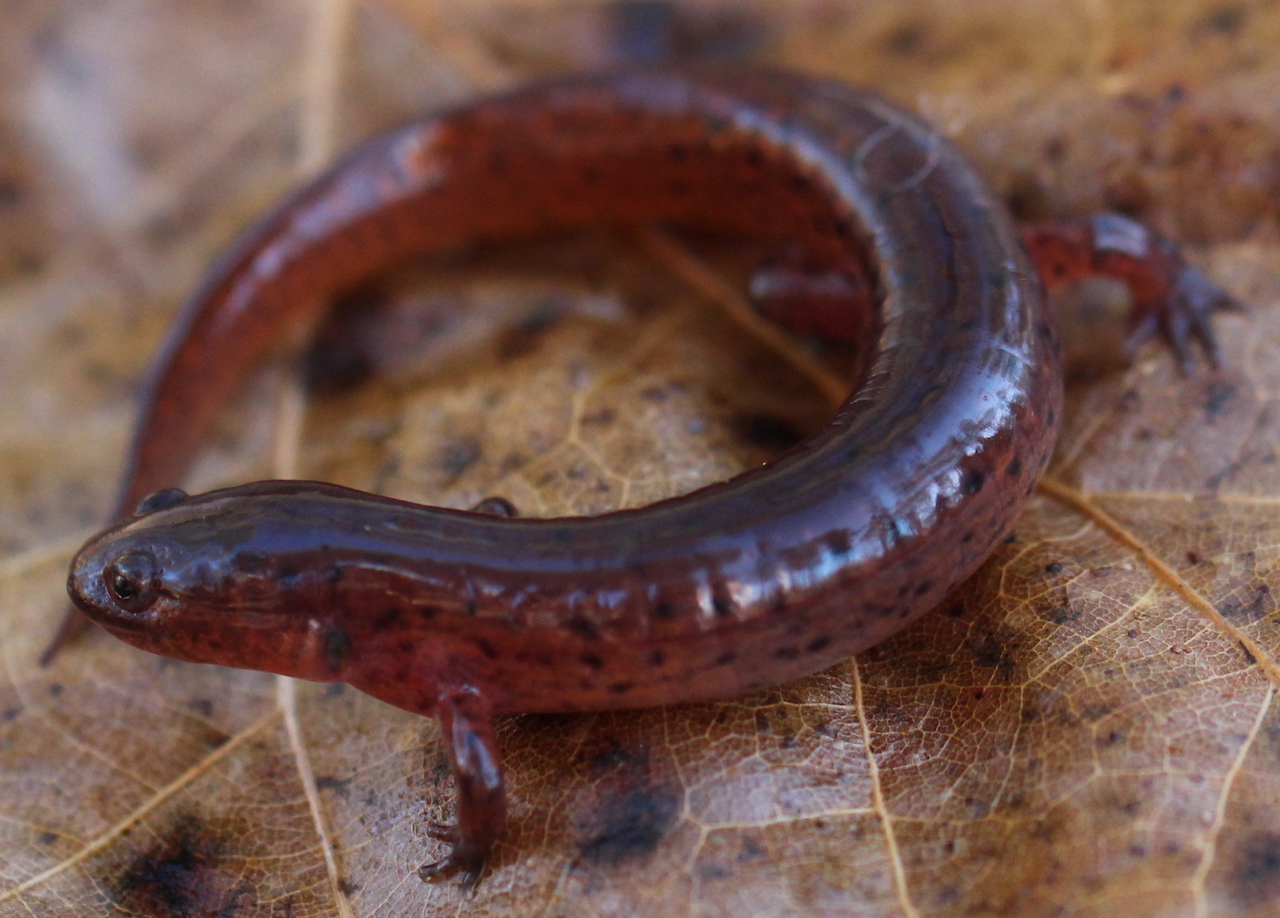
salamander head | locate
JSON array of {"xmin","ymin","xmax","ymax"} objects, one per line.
[{"xmin": 67, "ymin": 483, "xmax": 359, "ymax": 681}]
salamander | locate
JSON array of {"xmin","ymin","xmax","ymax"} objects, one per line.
[{"xmin": 57, "ymin": 69, "xmax": 1232, "ymax": 888}]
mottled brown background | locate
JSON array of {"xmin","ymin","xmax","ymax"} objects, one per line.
[{"xmin": 0, "ymin": 1, "xmax": 1278, "ymax": 916}]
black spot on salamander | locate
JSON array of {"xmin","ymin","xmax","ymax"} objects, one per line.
[
  {"xmin": 376, "ymin": 606, "xmax": 401, "ymax": 630},
  {"xmin": 715, "ymin": 651, "xmax": 736, "ymax": 666},
  {"xmin": 823, "ymin": 530, "xmax": 853, "ymax": 556},
  {"xmin": 914, "ymin": 579, "xmax": 934, "ymax": 597},
  {"xmin": 711, "ymin": 588, "xmax": 736, "ymax": 618},
  {"xmin": 744, "ymin": 146, "xmax": 765, "ymax": 169},
  {"xmin": 609, "ymin": 681, "xmax": 634, "ymax": 694},
  {"xmin": 669, "ymin": 142, "xmax": 689, "ymax": 161},
  {"xmin": 648, "ymin": 649, "xmax": 666, "ymax": 667},
  {"xmin": 653, "ymin": 600, "xmax": 678, "ymax": 620},
  {"xmin": 1007, "ymin": 457, "xmax": 1023, "ymax": 478},
  {"xmin": 235, "ymin": 551, "xmax": 268, "ymax": 573},
  {"xmin": 326, "ymin": 564, "xmax": 343, "ymax": 583},
  {"xmin": 964, "ymin": 468, "xmax": 986, "ymax": 495},
  {"xmin": 464, "ymin": 599, "xmax": 478, "ymax": 617},
  {"xmin": 324, "ymin": 627, "xmax": 350, "ymax": 673},
  {"xmin": 577, "ymin": 786, "xmax": 679, "ymax": 866},
  {"xmin": 773, "ymin": 646, "xmax": 799, "ymax": 661},
  {"xmin": 2, "ymin": 706, "xmax": 21, "ymax": 721},
  {"xmin": 807, "ymin": 635, "xmax": 832, "ymax": 654},
  {"xmin": 732, "ymin": 412, "xmax": 804, "ymax": 451},
  {"xmin": 418, "ymin": 605, "xmax": 438, "ymax": 621},
  {"xmin": 581, "ymin": 652, "xmax": 604, "ymax": 670},
  {"xmin": 567, "ymin": 616, "xmax": 601, "ymax": 641},
  {"xmin": 962, "ymin": 530, "xmax": 975, "ymax": 543},
  {"xmin": 477, "ymin": 639, "xmax": 499, "ymax": 660},
  {"xmin": 109, "ymin": 813, "xmax": 251, "ymax": 917}
]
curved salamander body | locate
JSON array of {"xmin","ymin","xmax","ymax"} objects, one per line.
[{"xmin": 61, "ymin": 69, "xmax": 1230, "ymax": 887}]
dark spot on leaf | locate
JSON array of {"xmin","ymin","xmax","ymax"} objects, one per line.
[
  {"xmin": 439, "ymin": 437, "xmax": 482, "ymax": 477},
  {"xmin": 315, "ymin": 774, "xmax": 354, "ymax": 794},
  {"xmin": 1230, "ymin": 831, "xmax": 1280, "ymax": 908},
  {"xmin": 885, "ymin": 21, "xmax": 926, "ymax": 55},
  {"xmin": 967, "ymin": 631, "xmax": 1016, "ymax": 677},
  {"xmin": 38, "ymin": 831, "xmax": 57, "ymax": 845},
  {"xmin": 578, "ymin": 786, "xmax": 679, "ymax": 866},
  {"xmin": 1202, "ymin": 5, "xmax": 1246, "ymax": 35},
  {"xmin": 186, "ymin": 698, "xmax": 213, "ymax": 718},
  {"xmin": 110, "ymin": 813, "xmax": 251, "ymax": 917},
  {"xmin": 1045, "ymin": 562, "xmax": 1064, "ymax": 574}
]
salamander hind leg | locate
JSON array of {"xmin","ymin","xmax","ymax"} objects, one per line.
[
  {"xmin": 418, "ymin": 688, "xmax": 507, "ymax": 891},
  {"xmin": 1021, "ymin": 213, "xmax": 1241, "ymax": 370}
]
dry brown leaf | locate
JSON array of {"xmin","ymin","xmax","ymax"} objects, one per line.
[{"xmin": 2, "ymin": 1, "xmax": 1279, "ymax": 916}]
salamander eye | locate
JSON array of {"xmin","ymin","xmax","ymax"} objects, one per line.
[{"xmin": 104, "ymin": 550, "xmax": 159, "ymax": 613}]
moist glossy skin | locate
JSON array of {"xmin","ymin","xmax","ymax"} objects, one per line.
[{"xmin": 61, "ymin": 69, "xmax": 1230, "ymax": 888}]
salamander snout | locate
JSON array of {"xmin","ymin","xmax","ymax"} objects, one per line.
[{"xmin": 67, "ymin": 534, "xmax": 174, "ymax": 632}]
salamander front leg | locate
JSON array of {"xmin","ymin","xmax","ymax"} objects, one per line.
[{"xmin": 418, "ymin": 687, "xmax": 507, "ymax": 891}]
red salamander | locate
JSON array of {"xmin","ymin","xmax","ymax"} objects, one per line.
[{"xmin": 59, "ymin": 69, "xmax": 1232, "ymax": 887}]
